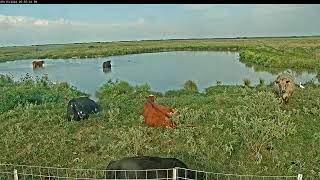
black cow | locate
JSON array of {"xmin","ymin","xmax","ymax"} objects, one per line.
[
  {"xmin": 66, "ymin": 97, "xmax": 100, "ymax": 121},
  {"xmin": 105, "ymin": 156, "xmax": 202, "ymax": 180},
  {"xmin": 103, "ymin": 61, "xmax": 111, "ymax": 69}
]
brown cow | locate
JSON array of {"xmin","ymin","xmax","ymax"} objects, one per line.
[
  {"xmin": 32, "ymin": 60, "xmax": 44, "ymax": 69},
  {"xmin": 273, "ymin": 74, "xmax": 295, "ymax": 104},
  {"xmin": 143, "ymin": 95, "xmax": 177, "ymax": 128}
]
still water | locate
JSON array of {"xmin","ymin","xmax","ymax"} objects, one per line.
[{"xmin": 0, "ymin": 51, "xmax": 318, "ymax": 100}]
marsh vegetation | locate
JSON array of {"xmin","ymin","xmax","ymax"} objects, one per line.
[{"xmin": 0, "ymin": 74, "xmax": 319, "ymax": 177}]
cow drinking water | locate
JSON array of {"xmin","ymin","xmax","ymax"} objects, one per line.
[{"xmin": 66, "ymin": 97, "xmax": 100, "ymax": 121}]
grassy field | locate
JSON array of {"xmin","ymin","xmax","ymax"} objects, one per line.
[
  {"xmin": 0, "ymin": 74, "xmax": 319, "ymax": 178},
  {"xmin": 1, "ymin": 37, "xmax": 320, "ymax": 72}
]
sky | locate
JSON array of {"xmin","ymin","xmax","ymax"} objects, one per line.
[{"xmin": 0, "ymin": 4, "xmax": 320, "ymax": 46}]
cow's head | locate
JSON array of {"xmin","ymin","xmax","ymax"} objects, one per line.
[
  {"xmin": 275, "ymin": 78, "xmax": 292, "ymax": 94},
  {"xmin": 70, "ymin": 103, "xmax": 85, "ymax": 120},
  {"xmin": 146, "ymin": 94, "xmax": 156, "ymax": 103}
]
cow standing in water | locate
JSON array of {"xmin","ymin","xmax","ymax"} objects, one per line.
[
  {"xmin": 102, "ymin": 61, "xmax": 111, "ymax": 73},
  {"xmin": 105, "ymin": 156, "xmax": 201, "ymax": 180},
  {"xmin": 32, "ymin": 60, "xmax": 44, "ymax": 69},
  {"xmin": 143, "ymin": 95, "xmax": 177, "ymax": 128},
  {"xmin": 66, "ymin": 97, "xmax": 100, "ymax": 121},
  {"xmin": 102, "ymin": 61, "xmax": 111, "ymax": 68}
]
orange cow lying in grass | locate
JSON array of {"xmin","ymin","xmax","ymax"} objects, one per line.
[
  {"xmin": 143, "ymin": 95, "xmax": 177, "ymax": 128},
  {"xmin": 32, "ymin": 60, "xmax": 44, "ymax": 69}
]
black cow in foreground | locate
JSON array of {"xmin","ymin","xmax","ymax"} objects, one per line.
[
  {"xmin": 66, "ymin": 97, "xmax": 100, "ymax": 121},
  {"xmin": 105, "ymin": 156, "xmax": 204, "ymax": 180}
]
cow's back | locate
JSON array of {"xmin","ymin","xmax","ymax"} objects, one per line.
[
  {"xmin": 105, "ymin": 156, "xmax": 193, "ymax": 179},
  {"xmin": 66, "ymin": 97, "xmax": 99, "ymax": 121},
  {"xmin": 74, "ymin": 97, "xmax": 99, "ymax": 112}
]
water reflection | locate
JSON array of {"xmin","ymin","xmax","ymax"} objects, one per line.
[
  {"xmin": 243, "ymin": 62, "xmax": 317, "ymax": 76},
  {"xmin": 103, "ymin": 68, "xmax": 111, "ymax": 73}
]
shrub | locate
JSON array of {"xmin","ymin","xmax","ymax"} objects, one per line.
[
  {"xmin": 96, "ymin": 80, "xmax": 151, "ymax": 124},
  {"xmin": 183, "ymin": 80, "xmax": 199, "ymax": 92},
  {"xmin": 258, "ymin": 78, "xmax": 265, "ymax": 86},
  {"xmin": 227, "ymin": 92, "xmax": 296, "ymax": 164},
  {"xmin": 0, "ymin": 74, "xmax": 85, "ymax": 113},
  {"xmin": 243, "ymin": 78, "xmax": 251, "ymax": 87},
  {"xmin": 0, "ymin": 74, "xmax": 14, "ymax": 87}
]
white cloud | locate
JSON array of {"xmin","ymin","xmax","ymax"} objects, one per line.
[
  {"xmin": 0, "ymin": 15, "xmax": 27, "ymax": 24},
  {"xmin": 0, "ymin": 14, "xmax": 74, "ymax": 26},
  {"xmin": 0, "ymin": 14, "xmax": 146, "ymax": 28},
  {"xmin": 56, "ymin": 18, "xmax": 73, "ymax": 25},
  {"xmin": 0, "ymin": 15, "xmax": 148, "ymax": 46},
  {"xmin": 33, "ymin": 19, "xmax": 49, "ymax": 26}
]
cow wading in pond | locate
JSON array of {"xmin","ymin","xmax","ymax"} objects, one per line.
[
  {"xmin": 105, "ymin": 156, "xmax": 201, "ymax": 180},
  {"xmin": 66, "ymin": 97, "xmax": 100, "ymax": 121},
  {"xmin": 102, "ymin": 61, "xmax": 112, "ymax": 73},
  {"xmin": 102, "ymin": 61, "xmax": 111, "ymax": 69},
  {"xmin": 32, "ymin": 60, "xmax": 44, "ymax": 69},
  {"xmin": 273, "ymin": 73, "xmax": 295, "ymax": 104},
  {"xmin": 143, "ymin": 95, "xmax": 177, "ymax": 128}
]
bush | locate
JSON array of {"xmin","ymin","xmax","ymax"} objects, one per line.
[
  {"xmin": 227, "ymin": 92, "xmax": 296, "ymax": 164},
  {"xmin": 258, "ymin": 78, "xmax": 265, "ymax": 86},
  {"xmin": 0, "ymin": 74, "xmax": 14, "ymax": 87},
  {"xmin": 96, "ymin": 80, "xmax": 151, "ymax": 124},
  {"xmin": 0, "ymin": 74, "xmax": 85, "ymax": 113},
  {"xmin": 183, "ymin": 80, "xmax": 199, "ymax": 92},
  {"xmin": 243, "ymin": 78, "xmax": 251, "ymax": 87}
]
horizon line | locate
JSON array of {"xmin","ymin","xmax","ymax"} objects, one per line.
[{"xmin": 1, "ymin": 35, "xmax": 320, "ymax": 48}]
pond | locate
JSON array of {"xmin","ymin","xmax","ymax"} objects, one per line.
[{"xmin": 0, "ymin": 51, "xmax": 318, "ymax": 100}]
